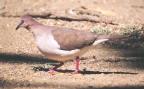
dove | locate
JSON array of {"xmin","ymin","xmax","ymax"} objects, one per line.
[{"xmin": 16, "ymin": 15, "xmax": 114, "ymax": 73}]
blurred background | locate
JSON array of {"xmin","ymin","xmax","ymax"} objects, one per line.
[{"xmin": 0, "ymin": 0, "xmax": 144, "ymax": 89}]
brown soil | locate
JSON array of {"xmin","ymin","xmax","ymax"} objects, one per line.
[{"xmin": 0, "ymin": 0, "xmax": 144, "ymax": 89}]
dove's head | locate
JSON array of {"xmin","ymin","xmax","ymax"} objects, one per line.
[{"xmin": 16, "ymin": 15, "xmax": 38, "ymax": 30}]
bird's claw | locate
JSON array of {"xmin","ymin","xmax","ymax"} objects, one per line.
[{"xmin": 48, "ymin": 68, "xmax": 56, "ymax": 75}]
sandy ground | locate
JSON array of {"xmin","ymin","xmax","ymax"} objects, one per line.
[{"xmin": 0, "ymin": 0, "xmax": 144, "ymax": 89}]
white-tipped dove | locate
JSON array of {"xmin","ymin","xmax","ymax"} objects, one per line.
[{"xmin": 16, "ymin": 15, "xmax": 117, "ymax": 73}]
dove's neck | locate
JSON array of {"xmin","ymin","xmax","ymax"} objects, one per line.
[{"xmin": 30, "ymin": 24, "xmax": 52, "ymax": 39}]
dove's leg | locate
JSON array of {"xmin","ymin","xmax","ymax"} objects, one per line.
[
  {"xmin": 48, "ymin": 62, "xmax": 64, "ymax": 74},
  {"xmin": 74, "ymin": 56, "xmax": 80, "ymax": 73}
]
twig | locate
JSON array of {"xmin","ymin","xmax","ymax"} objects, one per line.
[{"xmin": 0, "ymin": 13, "xmax": 118, "ymax": 25}]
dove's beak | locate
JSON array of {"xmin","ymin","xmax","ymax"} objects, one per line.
[{"xmin": 16, "ymin": 20, "xmax": 24, "ymax": 30}]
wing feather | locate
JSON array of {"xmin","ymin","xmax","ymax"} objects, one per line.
[{"xmin": 52, "ymin": 28, "xmax": 97, "ymax": 50}]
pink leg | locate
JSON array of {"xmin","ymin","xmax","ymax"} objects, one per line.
[
  {"xmin": 48, "ymin": 62, "xmax": 64, "ymax": 75},
  {"xmin": 74, "ymin": 56, "xmax": 80, "ymax": 73},
  {"xmin": 48, "ymin": 68, "xmax": 55, "ymax": 75}
]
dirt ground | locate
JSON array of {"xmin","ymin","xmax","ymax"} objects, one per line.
[{"xmin": 0, "ymin": 0, "xmax": 144, "ymax": 89}]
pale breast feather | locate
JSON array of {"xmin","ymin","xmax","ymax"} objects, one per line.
[{"xmin": 36, "ymin": 34, "xmax": 60, "ymax": 53}]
